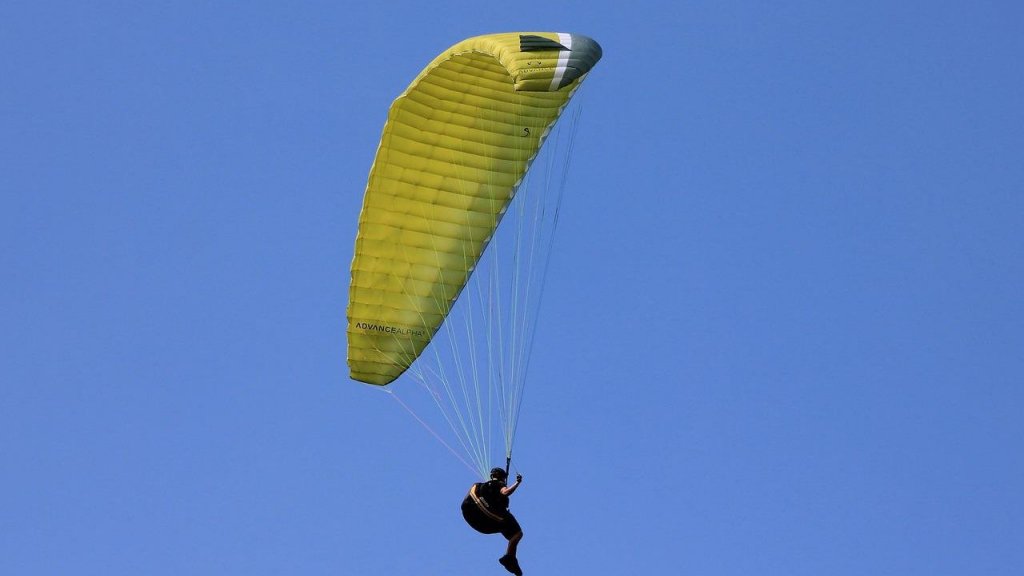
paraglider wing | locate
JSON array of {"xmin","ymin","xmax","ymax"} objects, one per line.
[{"xmin": 347, "ymin": 32, "xmax": 602, "ymax": 385}]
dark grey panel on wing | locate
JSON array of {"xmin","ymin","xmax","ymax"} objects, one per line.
[
  {"xmin": 557, "ymin": 34, "xmax": 603, "ymax": 89},
  {"xmin": 519, "ymin": 34, "xmax": 569, "ymax": 52}
]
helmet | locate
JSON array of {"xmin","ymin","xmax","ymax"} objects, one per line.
[{"xmin": 489, "ymin": 467, "xmax": 508, "ymax": 480}]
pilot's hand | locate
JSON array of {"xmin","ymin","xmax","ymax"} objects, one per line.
[{"xmin": 516, "ymin": 473, "xmax": 523, "ymax": 483}]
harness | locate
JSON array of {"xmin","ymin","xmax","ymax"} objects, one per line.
[{"xmin": 468, "ymin": 484, "xmax": 506, "ymax": 522}]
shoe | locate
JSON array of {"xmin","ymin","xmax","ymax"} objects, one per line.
[{"xmin": 499, "ymin": 555, "xmax": 522, "ymax": 576}]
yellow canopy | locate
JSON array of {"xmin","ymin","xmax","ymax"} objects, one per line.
[{"xmin": 348, "ymin": 33, "xmax": 602, "ymax": 384}]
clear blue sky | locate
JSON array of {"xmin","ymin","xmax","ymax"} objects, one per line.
[{"xmin": 3, "ymin": 1, "xmax": 1022, "ymax": 575}]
